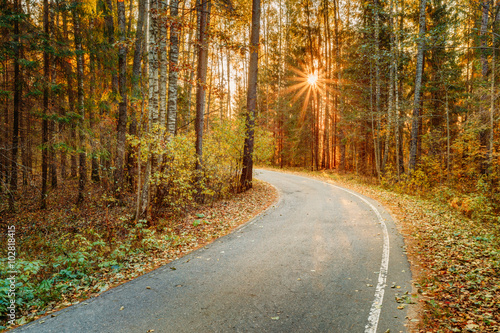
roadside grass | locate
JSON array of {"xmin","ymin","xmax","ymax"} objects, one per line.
[
  {"xmin": 262, "ymin": 167, "xmax": 500, "ymax": 332},
  {"xmin": 0, "ymin": 179, "xmax": 278, "ymax": 331}
]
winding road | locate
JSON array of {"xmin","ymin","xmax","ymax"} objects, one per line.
[{"xmin": 14, "ymin": 170, "xmax": 413, "ymax": 333}]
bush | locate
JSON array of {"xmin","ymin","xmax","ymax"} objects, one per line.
[{"xmin": 132, "ymin": 116, "xmax": 272, "ymax": 219}]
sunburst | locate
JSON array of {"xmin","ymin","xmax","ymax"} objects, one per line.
[
  {"xmin": 307, "ymin": 73, "xmax": 318, "ymax": 86},
  {"xmin": 287, "ymin": 65, "xmax": 333, "ymax": 121}
]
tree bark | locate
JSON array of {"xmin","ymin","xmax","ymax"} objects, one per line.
[
  {"xmin": 240, "ymin": 0, "xmax": 261, "ymax": 191},
  {"xmin": 408, "ymin": 0, "xmax": 427, "ymax": 172},
  {"xmin": 73, "ymin": 1, "xmax": 86, "ymax": 203},
  {"xmin": 128, "ymin": 0, "xmax": 146, "ymax": 187},
  {"xmin": 185, "ymin": 0, "xmax": 199, "ymax": 127},
  {"xmin": 394, "ymin": 0, "xmax": 401, "ymax": 180},
  {"xmin": 333, "ymin": 0, "xmax": 345, "ymax": 173},
  {"xmin": 490, "ymin": 16, "xmax": 496, "ymax": 173},
  {"xmin": 132, "ymin": 0, "xmax": 146, "ymax": 96},
  {"xmin": 49, "ymin": 3, "xmax": 58, "ymax": 189},
  {"xmin": 381, "ymin": 0, "xmax": 396, "ymax": 173},
  {"xmin": 42, "ymin": 0, "xmax": 49, "ymax": 209},
  {"xmin": 115, "ymin": 0, "xmax": 128, "ymax": 195},
  {"xmin": 167, "ymin": 0, "xmax": 180, "ymax": 137},
  {"xmin": 195, "ymin": 0, "xmax": 211, "ymax": 175},
  {"xmin": 62, "ymin": 9, "xmax": 77, "ymax": 179},
  {"xmin": 479, "ymin": 0, "xmax": 491, "ymax": 174},
  {"xmin": 158, "ymin": 0, "xmax": 168, "ymax": 126},
  {"xmin": 9, "ymin": 0, "xmax": 21, "ymax": 211},
  {"xmin": 322, "ymin": 0, "xmax": 331, "ymax": 169},
  {"xmin": 373, "ymin": 0, "xmax": 382, "ymax": 176},
  {"xmin": 139, "ymin": 0, "xmax": 159, "ymax": 219},
  {"xmin": 89, "ymin": 16, "xmax": 100, "ymax": 183},
  {"xmin": 105, "ymin": 0, "xmax": 118, "ymax": 101}
]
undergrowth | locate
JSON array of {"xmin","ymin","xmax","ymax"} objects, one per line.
[{"xmin": 0, "ymin": 117, "xmax": 275, "ymax": 330}]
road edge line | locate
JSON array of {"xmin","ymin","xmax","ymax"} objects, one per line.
[{"xmin": 329, "ymin": 185, "xmax": 390, "ymax": 333}]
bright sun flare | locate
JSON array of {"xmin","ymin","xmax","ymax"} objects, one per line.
[
  {"xmin": 287, "ymin": 65, "xmax": 334, "ymax": 121},
  {"xmin": 307, "ymin": 73, "xmax": 318, "ymax": 86}
]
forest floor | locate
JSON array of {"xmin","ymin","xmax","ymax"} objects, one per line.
[
  {"xmin": 262, "ymin": 167, "xmax": 500, "ymax": 333},
  {"xmin": 0, "ymin": 179, "xmax": 278, "ymax": 331}
]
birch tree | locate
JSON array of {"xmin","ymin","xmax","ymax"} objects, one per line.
[
  {"xmin": 167, "ymin": 0, "xmax": 181, "ymax": 137},
  {"xmin": 139, "ymin": 0, "xmax": 159, "ymax": 219}
]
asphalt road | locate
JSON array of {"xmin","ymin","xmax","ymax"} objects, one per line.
[{"xmin": 14, "ymin": 169, "xmax": 413, "ymax": 333}]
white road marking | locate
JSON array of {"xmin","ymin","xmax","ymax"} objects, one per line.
[
  {"xmin": 328, "ymin": 185, "xmax": 390, "ymax": 333},
  {"xmin": 257, "ymin": 170, "xmax": 391, "ymax": 332}
]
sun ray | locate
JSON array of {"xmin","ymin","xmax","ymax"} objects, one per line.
[
  {"xmin": 291, "ymin": 83, "xmax": 311, "ymax": 103},
  {"xmin": 300, "ymin": 88, "xmax": 313, "ymax": 121},
  {"xmin": 286, "ymin": 81, "xmax": 308, "ymax": 94},
  {"xmin": 287, "ymin": 64, "xmax": 338, "ymax": 122}
]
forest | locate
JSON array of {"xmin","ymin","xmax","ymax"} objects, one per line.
[
  {"xmin": 2, "ymin": 0, "xmax": 500, "ymax": 220},
  {"xmin": 1, "ymin": 0, "xmax": 500, "ymax": 331}
]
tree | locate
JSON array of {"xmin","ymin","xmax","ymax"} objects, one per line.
[
  {"xmin": 167, "ymin": 0, "xmax": 181, "ymax": 137},
  {"xmin": 73, "ymin": 0, "xmax": 86, "ymax": 203},
  {"xmin": 240, "ymin": 0, "xmax": 261, "ymax": 191},
  {"xmin": 139, "ymin": 0, "xmax": 160, "ymax": 219},
  {"xmin": 115, "ymin": 0, "xmax": 128, "ymax": 195},
  {"xmin": 41, "ymin": 0, "xmax": 50, "ymax": 209},
  {"xmin": 194, "ymin": 0, "xmax": 211, "ymax": 175},
  {"xmin": 8, "ymin": 0, "xmax": 22, "ymax": 211},
  {"xmin": 409, "ymin": 0, "xmax": 427, "ymax": 172}
]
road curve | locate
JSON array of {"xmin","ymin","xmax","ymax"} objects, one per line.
[{"xmin": 14, "ymin": 169, "xmax": 412, "ymax": 333}]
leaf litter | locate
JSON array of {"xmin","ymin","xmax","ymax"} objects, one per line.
[{"xmin": 0, "ymin": 179, "xmax": 278, "ymax": 330}]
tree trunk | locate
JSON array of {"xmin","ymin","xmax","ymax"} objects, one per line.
[
  {"xmin": 115, "ymin": 0, "xmax": 128, "ymax": 195},
  {"xmin": 158, "ymin": 0, "xmax": 168, "ymax": 127},
  {"xmin": 9, "ymin": 0, "xmax": 21, "ymax": 211},
  {"xmin": 105, "ymin": 0, "xmax": 118, "ymax": 101},
  {"xmin": 479, "ymin": 0, "xmax": 491, "ymax": 174},
  {"xmin": 73, "ymin": 1, "xmax": 86, "ymax": 203},
  {"xmin": 408, "ymin": 0, "xmax": 427, "ymax": 172},
  {"xmin": 240, "ymin": 0, "xmax": 261, "ymax": 191},
  {"xmin": 89, "ymin": 17, "xmax": 100, "ymax": 183},
  {"xmin": 127, "ymin": 0, "xmax": 146, "ymax": 187},
  {"xmin": 139, "ymin": 0, "xmax": 159, "ymax": 219},
  {"xmin": 394, "ymin": 0, "xmax": 401, "ymax": 180},
  {"xmin": 62, "ymin": 10, "xmax": 77, "ymax": 179},
  {"xmin": 381, "ymin": 0, "xmax": 396, "ymax": 173},
  {"xmin": 1, "ymin": 60, "xmax": 8, "ymax": 193},
  {"xmin": 227, "ymin": 44, "xmax": 231, "ymax": 117},
  {"xmin": 42, "ymin": 0, "xmax": 49, "ymax": 209},
  {"xmin": 49, "ymin": 3, "xmax": 58, "ymax": 189},
  {"xmin": 167, "ymin": 0, "xmax": 180, "ymax": 137},
  {"xmin": 322, "ymin": 0, "xmax": 331, "ymax": 169},
  {"xmin": 195, "ymin": 0, "xmax": 211, "ymax": 175},
  {"xmin": 333, "ymin": 0, "xmax": 345, "ymax": 173},
  {"xmin": 490, "ymin": 18, "xmax": 496, "ymax": 173},
  {"xmin": 373, "ymin": 0, "xmax": 382, "ymax": 176},
  {"xmin": 185, "ymin": 0, "xmax": 199, "ymax": 127},
  {"xmin": 132, "ymin": 0, "xmax": 146, "ymax": 96}
]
